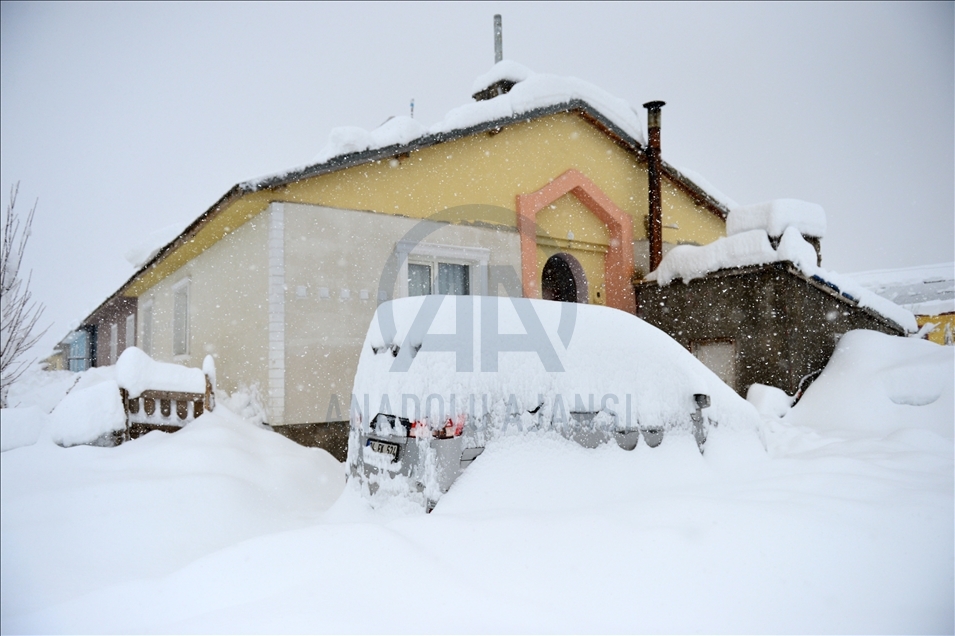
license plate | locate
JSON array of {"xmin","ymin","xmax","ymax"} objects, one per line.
[{"xmin": 367, "ymin": 438, "xmax": 399, "ymax": 462}]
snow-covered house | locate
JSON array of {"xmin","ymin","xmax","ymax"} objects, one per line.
[
  {"xmin": 54, "ymin": 62, "xmax": 734, "ymax": 457},
  {"xmin": 634, "ymin": 200, "xmax": 918, "ymax": 395}
]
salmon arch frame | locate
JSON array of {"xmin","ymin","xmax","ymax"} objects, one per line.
[
  {"xmin": 517, "ymin": 168, "xmax": 635, "ymax": 312},
  {"xmin": 374, "ymin": 168, "xmax": 637, "ymax": 364}
]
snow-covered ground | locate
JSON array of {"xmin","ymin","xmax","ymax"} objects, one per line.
[{"xmin": 1, "ymin": 329, "xmax": 952, "ymax": 633}]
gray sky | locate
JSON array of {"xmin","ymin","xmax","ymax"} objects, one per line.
[{"xmin": 2, "ymin": 2, "xmax": 953, "ymax": 357}]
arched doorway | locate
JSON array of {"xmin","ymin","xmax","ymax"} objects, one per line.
[
  {"xmin": 516, "ymin": 169, "xmax": 635, "ymax": 312},
  {"xmin": 541, "ymin": 253, "xmax": 588, "ymax": 303}
]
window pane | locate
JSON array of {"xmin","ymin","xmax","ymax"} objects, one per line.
[
  {"xmin": 109, "ymin": 323, "xmax": 118, "ymax": 364},
  {"xmin": 69, "ymin": 331, "xmax": 86, "ymax": 359},
  {"xmin": 142, "ymin": 306, "xmax": 153, "ymax": 355},
  {"xmin": 408, "ymin": 263, "xmax": 432, "ymax": 296},
  {"xmin": 68, "ymin": 331, "xmax": 89, "ymax": 371},
  {"xmin": 125, "ymin": 314, "xmax": 135, "ymax": 350},
  {"xmin": 173, "ymin": 287, "xmax": 189, "ymax": 355},
  {"xmin": 438, "ymin": 263, "xmax": 469, "ymax": 295}
]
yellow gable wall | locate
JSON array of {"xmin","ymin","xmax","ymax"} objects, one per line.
[
  {"xmin": 919, "ymin": 313, "xmax": 955, "ymax": 345},
  {"xmin": 128, "ymin": 111, "xmax": 725, "ymax": 297}
]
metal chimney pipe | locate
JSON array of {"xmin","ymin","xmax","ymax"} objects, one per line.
[
  {"xmin": 643, "ymin": 100, "xmax": 666, "ymax": 271},
  {"xmin": 494, "ymin": 15, "xmax": 503, "ymax": 63}
]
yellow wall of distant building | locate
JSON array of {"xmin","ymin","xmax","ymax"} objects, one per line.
[{"xmin": 919, "ymin": 313, "xmax": 955, "ymax": 345}]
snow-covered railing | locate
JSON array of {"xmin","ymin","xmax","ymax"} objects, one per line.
[{"xmin": 115, "ymin": 347, "xmax": 215, "ymax": 440}]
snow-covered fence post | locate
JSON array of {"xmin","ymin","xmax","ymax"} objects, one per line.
[{"xmin": 203, "ymin": 354, "xmax": 216, "ymax": 413}]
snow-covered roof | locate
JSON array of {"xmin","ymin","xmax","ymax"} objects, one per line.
[
  {"xmin": 847, "ymin": 263, "xmax": 955, "ymax": 316},
  {"xmin": 727, "ymin": 199, "xmax": 826, "ymax": 238},
  {"xmin": 648, "ymin": 226, "xmax": 918, "ymax": 333},
  {"xmin": 243, "ymin": 61, "xmax": 653, "ymax": 190},
  {"xmin": 123, "ymin": 220, "xmax": 190, "ymax": 269},
  {"xmin": 240, "ymin": 61, "xmax": 730, "ymax": 220}
]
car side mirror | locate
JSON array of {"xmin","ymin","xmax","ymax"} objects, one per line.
[{"xmin": 694, "ymin": 393, "xmax": 711, "ymax": 409}]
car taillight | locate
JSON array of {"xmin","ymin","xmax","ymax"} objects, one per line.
[
  {"xmin": 407, "ymin": 416, "xmax": 465, "ymax": 439},
  {"xmin": 436, "ymin": 415, "xmax": 465, "ymax": 439}
]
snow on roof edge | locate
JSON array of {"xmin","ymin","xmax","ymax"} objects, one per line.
[
  {"xmin": 243, "ymin": 62, "xmax": 654, "ymax": 190},
  {"xmin": 667, "ymin": 164, "xmax": 739, "ymax": 212},
  {"xmin": 240, "ymin": 99, "xmax": 638, "ymax": 191},
  {"xmin": 728, "ymin": 199, "xmax": 827, "ymax": 238},
  {"xmin": 649, "ymin": 227, "xmax": 918, "ymax": 333},
  {"xmin": 846, "ymin": 262, "xmax": 955, "ymax": 286},
  {"xmin": 471, "ymin": 60, "xmax": 533, "ymax": 94}
]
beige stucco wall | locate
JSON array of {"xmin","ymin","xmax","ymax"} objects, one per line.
[
  {"xmin": 282, "ymin": 202, "xmax": 521, "ymax": 425},
  {"xmin": 137, "ymin": 214, "xmax": 269, "ymax": 401}
]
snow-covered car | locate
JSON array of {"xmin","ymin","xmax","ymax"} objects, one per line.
[{"xmin": 348, "ymin": 295, "xmax": 754, "ymax": 509}]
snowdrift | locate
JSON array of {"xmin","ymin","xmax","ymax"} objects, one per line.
[
  {"xmin": 788, "ymin": 329, "xmax": 953, "ymax": 439},
  {"xmin": 1, "ymin": 328, "xmax": 951, "ymax": 633}
]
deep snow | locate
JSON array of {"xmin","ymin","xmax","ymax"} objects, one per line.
[{"xmin": 1, "ymin": 329, "xmax": 952, "ymax": 633}]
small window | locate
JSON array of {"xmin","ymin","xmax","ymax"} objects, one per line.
[
  {"xmin": 408, "ymin": 260, "xmax": 470, "ymax": 297},
  {"xmin": 125, "ymin": 313, "xmax": 136, "ymax": 350},
  {"xmin": 395, "ymin": 241, "xmax": 488, "ymax": 299},
  {"xmin": 109, "ymin": 323, "xmax": 118, "ymax": 364},
  {"xmin": 173, "ymin": 281, "xmax": 189, "ymax": 356},
  {"xmin": 141, "ymin": 302, "xmax": 153, "ymax": 355}
]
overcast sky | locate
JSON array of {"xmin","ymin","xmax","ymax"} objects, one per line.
[{"xmin": 2, "ymin": 2, "xmax": 953, "ymax": 356}]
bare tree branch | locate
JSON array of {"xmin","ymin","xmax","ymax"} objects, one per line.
[{"xmin": 1, "ymin": 182, "xmax": 49, "ymax": 407}]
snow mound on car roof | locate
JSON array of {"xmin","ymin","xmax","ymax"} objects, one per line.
[{"xmin": 352, "ymin": 296, "xmax": 760, "ymax": 435}]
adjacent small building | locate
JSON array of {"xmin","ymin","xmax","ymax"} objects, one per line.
[
  {"xmin": 634, "ymin": 202, "xmax": 916, "ymax": 396},
  {"xmin": 849, "ymin": 263, "xmax": 955, "ymax": 346}
]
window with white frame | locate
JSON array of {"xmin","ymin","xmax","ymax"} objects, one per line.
[
  {"xmin": 408, "ymin": 260, "xmax": 471, "ymax": 296},
  {"xmin": 395, "ymin": 241, "xmax": 488, "ymax": 298},
  {"xmin": 141, "ymin": 301, "xmax": 153, "ymax": 355},
  {"xmin": 172, "ymin": 280, "xmax": 190, "ymax": 356},
  {"xmin": 125, "ymin": 313, "xmax": 135, "ymax": 351}
]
